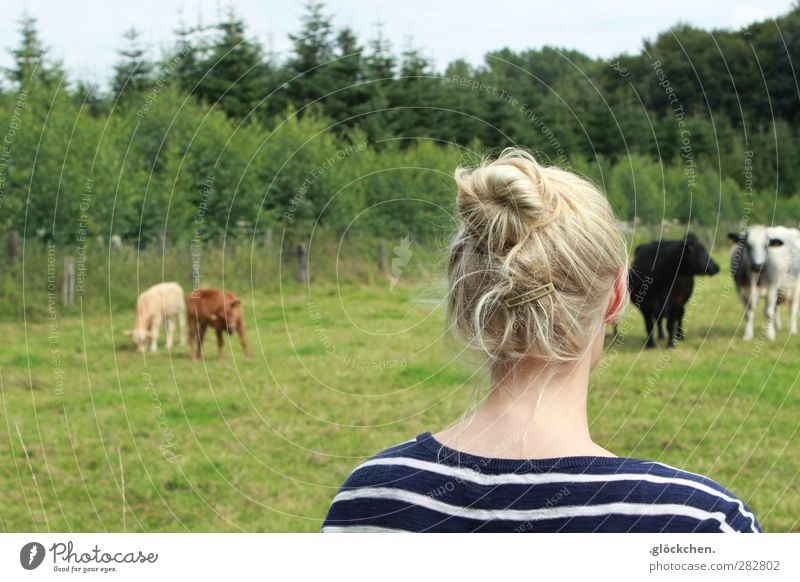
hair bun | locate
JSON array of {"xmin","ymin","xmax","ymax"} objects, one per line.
[
  {"xmin": 456, "ymin": 151, "xmax": 562, "ymax": 251},
  {"xmin": 447, "ymin": 147, "xmax": 628, "ymax": 368}
]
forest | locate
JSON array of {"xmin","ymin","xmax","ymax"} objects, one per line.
[{"xmin": 2, "ymin": 1, "xmax": 800, "ymax": 248}]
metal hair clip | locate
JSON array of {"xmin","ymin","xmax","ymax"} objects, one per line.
[{"xmin": 505, "ymin": 282, "xmax": 556, "ymax": 308}]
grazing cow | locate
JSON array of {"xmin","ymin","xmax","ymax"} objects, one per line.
[
  {"xmin": 629, "ymin": 233, "xmax": 720, "ymax": 348},
  {"xmin": 652, "ymin": 274, "xmax": 693, "ymax": 343},
  {"xmin": 124, "ymin": 282, "xmax": 187, "ymax": 353},
  {"xmin": 729, "ymin": 225, "xmax": 800, "ymax": 341},
  {"xmin": 187, "ymin": 288, "xmax": 249, "ymax": 360}
]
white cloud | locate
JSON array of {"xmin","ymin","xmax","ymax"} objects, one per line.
[{"xmin": 726, "ymin": 5, "xmax": 774, "ymax": 28}]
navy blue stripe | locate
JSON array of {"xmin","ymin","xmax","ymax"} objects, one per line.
[
  {"xmin": 322, "ymin": 434, "xmax": 761, "ymax": 533},
  {"xmin": 324, "ymin": 498, "xmax": 730, "ymax": 533},
  {"xmin": 338, "ymin": 463, "xmax": 746, "ymax": 515}
]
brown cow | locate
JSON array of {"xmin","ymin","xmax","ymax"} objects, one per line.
[{"xmin": 187, "ymin": 288, "xmax": 249, "ymax": 360}]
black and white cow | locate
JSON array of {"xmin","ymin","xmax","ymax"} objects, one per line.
[
  {"xmin": 629, "ymin": 233, "xmax": 720, "ymax": 348},
  {"xmin": 729, "ymin": 225, "xmax": 800, "ymax": 341}
]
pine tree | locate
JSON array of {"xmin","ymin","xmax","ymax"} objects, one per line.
[
  {"xmin": 111, "ymin": 28, "xmax": 153, "ymax": 101},
  {"xmin": 73, "ymin": 80, "xmax": 105, "ymax": 117},
  {"xmin": 360, "ymin": 24, "xmax": 397, "ymax": 141},
  {"xmin": 5, "ymin": 14, "xmax": 63, "ymax": 87},
  {"xmin": 172, "ymin": 19, "xmax": 205, "ymax": 95},
  {"xmin": 193, "ymin": 9, "xmax": 272, "ymax": 119},
  {"xmin": 392, "ymin": 43, "xmax": 437, "ymax": 139},
  {"xmin": 286, "ymin": 1, "xmax": 336, "ymax": 111},
  {"xmin": 440, "ymin": 59, "xmax": 488, "ymax": 145},
  {"xmin": 325, "ymin": 27, "xmax": 369, "ymax": 127}
]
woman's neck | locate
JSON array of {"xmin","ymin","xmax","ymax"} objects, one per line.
[{"xmin": 434, "ymin": 352, "xmax": 615, "ymax": 460}]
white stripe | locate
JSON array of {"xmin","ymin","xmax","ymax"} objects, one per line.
[
  {"xmin": 361, "ymin": 456, "xmax": 758, "ymax": 531},
  {"xmin": 352, "ymin": 457, "xmax": 757, "ymax": 532},
  {"xmin": 343, "ymin": 439, "xmax": 419, "ymax": 477},
  {"xmin": 321, "ymin": 525, "xmax": 410, "ymax": 533},
  {"xmin": 332, "ymin": 487, "xmax": 735, "ymax": 532},
  {"xmin": 638, "ymin": 461, "xmax": 758, "ymax": 533}
]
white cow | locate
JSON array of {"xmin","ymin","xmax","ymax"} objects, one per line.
[
  {"xmin": 766, "ymin": 226, "xmax": 800, "ymax": 336},
  {"xmin": 124, "ymin": 282, "xmax": 187, "ymax": 353},
  {"xmin": 729, "ymin": 225, "xmax": 800, "ymax": 341}
]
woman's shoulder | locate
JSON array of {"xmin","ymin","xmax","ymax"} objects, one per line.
[
  {"xmin": 330, "ymin": 434, "xmax": 430, "ymax": 489},
  {"xmin": 322, "ymin": 434, "xmax": 761, "ymax": 533},
  {"xmin": 618, "ymin": 458, "xmax": 762, "ymax": 532},
  {"xmin": 320, "ymin": 434, "xmax": 432, "ymax": 532}
]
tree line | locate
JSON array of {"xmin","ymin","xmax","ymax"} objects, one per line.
[{"xmin": 2, "ymin": 1, "xmax": 800, "ymax": 249}]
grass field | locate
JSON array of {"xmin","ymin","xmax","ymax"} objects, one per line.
[{"xmin": 0, "ymin": 241, "xmax": 798, "ymax": 532}]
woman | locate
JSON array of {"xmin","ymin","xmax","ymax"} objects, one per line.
[{"xmin": 322, "ymin": 148, "xmax": 760, "ymax": 533}]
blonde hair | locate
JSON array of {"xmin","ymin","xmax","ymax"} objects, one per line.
[{"xmin": 447, "ymin": 148, "xmax": 628, "ymax": 372}]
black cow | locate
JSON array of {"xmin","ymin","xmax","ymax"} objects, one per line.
[{"xmin": 629, "ymin": 233, "xmax": 720, "ymax": 348}]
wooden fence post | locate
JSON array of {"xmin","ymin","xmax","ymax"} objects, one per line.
[
  {"xmin": 265, "ymin": 228, "xmax": 274, "ymax": 257},
  {"xmin": 296, "ymin": 243, "xmax": 308, "ymax": 284},
  {"xmin": 63, "ymin": 257, "xmax": 75, "ymax": 306},
  {"xmin": 191, "ymin": 245, "xmax": 201, "ymax": 290},
  {"xmin": 378, "ymin": 240, "xmax": 387, "ymax": 276},
  {"xmin": 7, "ymin": 231, "xmax": 20, "ymax": 263}
]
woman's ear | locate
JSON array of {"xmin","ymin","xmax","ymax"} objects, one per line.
[{"xmin": 604, "ymin": 268, "xmax": 627, "ymax": 324}]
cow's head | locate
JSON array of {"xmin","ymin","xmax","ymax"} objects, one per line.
[
  {"xmin": 216, "ymin": 298, "xmax": 243, "ymax": 334},
  {"xmin": 728, "ymin": 225, "xmax": 781, "ymax": 272},
  {"xmin": 124, "ymin": 328, "xmax": 151, "ymax": 352},
  {"xmin": 681, "ymin": 233, "xmax": 719, "ymax": 276}
]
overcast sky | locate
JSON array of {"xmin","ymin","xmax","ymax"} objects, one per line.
[{"xmin": 0, "ymin": 0, "xmax": 796, "ymax": 89}]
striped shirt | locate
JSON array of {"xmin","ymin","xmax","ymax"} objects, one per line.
[{"xmin": 322, "ymin": 432, "xmax": 761, "ymax": 533}]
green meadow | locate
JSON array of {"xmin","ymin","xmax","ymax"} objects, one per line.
[{"xmin": 0, "ymin": 236, "xmax": 797, "ymax": 532}]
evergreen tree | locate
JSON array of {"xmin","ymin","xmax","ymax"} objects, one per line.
[
  {"xmin": 439, "ymin": 59, "xmax": 489, "ymax": 145},
  {"xmin": 392, "ymin": 43, "xmax": 437, "ymax": 139},
  {"xmin": 73, "ymin": 80, "xmax": 105, "ymax": 117},
  {"xmin": 324, "ymin": 27, "xmax": 370, "ymax": 127},
  {"xmin": 171, "ymin": 19, "xmax": 206, "ymax": 95},
  {"xmin": 5, "ymin": 14, "xmax": 64, "ymax": 87},
  {"xmin": 194, "ymin": 10, "xmax": 272, "ymax": 119},
  {"xmin": 286, "ymin": 1, "xmax": 336, "ymax": 112},
  {"xmin": 360, "ymin": 25, "xmax": 397, "ymax": 141},
  {"xmin": 111, "ymin": 27, "xmax": 153, "ymax": 101}
]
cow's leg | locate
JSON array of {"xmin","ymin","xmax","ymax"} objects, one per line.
[
  {"xmin": 666, "ymin": 303, "xmax": 684, "ymax": 348},
  {"xmin": 775, "ymin": 303, "xmax": 783, "ymax": 330},
  {"xmin": 178, "ymin": 309, "xmax": 187, "ymax": 346},
  {"xmin": 192, "ymin": 321, "xmax": 207, "ymax": 361},
  {"xmin": 643, "ymin": 311, "xmax": 656, "ymax": 348},
  {"xmin": 764, "ymin": 286, "xmax": 778, "ymax": 341},
  {"xmin": 165, "ymin": 317, "xmax": 175, "ymax": 349},
  {"xmin": 191, "ymin": 317, "xmax": 205, "ymax": 360},
  {"xmin": 657, "ymin": 317, "xmax": 665, "ymax": 340},
  {"xmin": 742, "ymin": 285, "xmax": 756, "ymax": 341},
  {"xmin": 666, "ymin": 317, "xmax": 676, "ymax": 348},
  {"xmin": 238, "ymin": 320, "xmax": 249, "ymax": 357},
  {"xmin": 188, "ymin": 316, "xmax": 197, "ymax": 360},
  {"xmin": 149, "ymin": 316, "xmax": 162, "ymax": 352},
  {"xmin": 216, "ymin": 328, "xmax": 225, "ymax": 360},
  {"xmin": 199, "ymin": 323, "xmax": 208, "ymax": 358}
]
